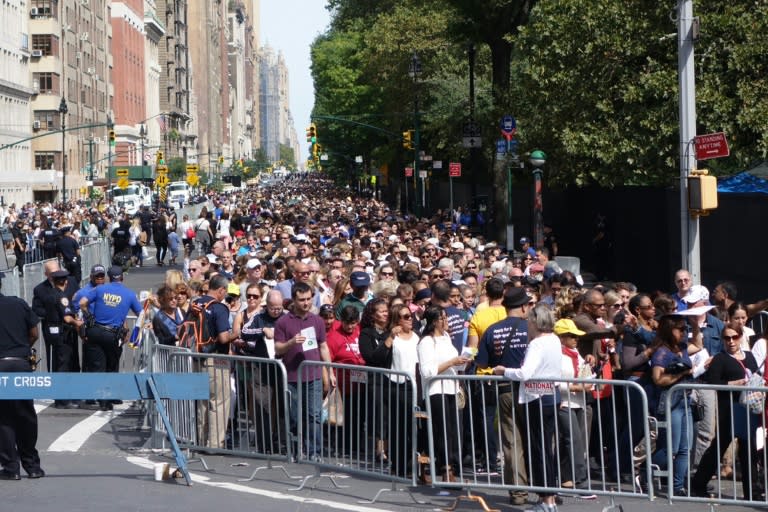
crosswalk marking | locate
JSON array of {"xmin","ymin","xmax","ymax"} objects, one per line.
[
  {"xmin": 47, "ymin": 403, "xmax": 131, "ymax": 452},
  {"xmin": 34, "ymin": 399, "xmax": 53, "ymax": 414}
]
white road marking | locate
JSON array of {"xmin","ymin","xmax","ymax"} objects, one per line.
[
  {"xmin": 48, "ymin": 404, "xmax": 131, "ymax": 452},
  {"xmin": 35, "ymin": 399, "xmax": 53, "ymax": 414},
  {"xmin": 126, "ymin": 456, "xmax": 390, "ymax": 512}
]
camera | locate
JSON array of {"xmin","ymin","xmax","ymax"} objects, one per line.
[{"xmin": 664, "ymin": 361, "xmax": 691, "ymax": 375}]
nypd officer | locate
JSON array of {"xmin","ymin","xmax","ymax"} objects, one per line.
[
  {"xmin": 57, "ymin": 226, "xmax": 81, "ymax": 284},
  {"xmin": 31, "ymin": 262, "xmax": 82, "ymax": 409},
  {"xmin": 79, "ymin": 265, "xmax": 142, "ymax": 410},
  {"xmin": 41, "ymin": 222, "xmax": 60, "ymax": 260},
  {"xmin": 0, "ymin": 273, "xmax": 45, "ymax": 480}
]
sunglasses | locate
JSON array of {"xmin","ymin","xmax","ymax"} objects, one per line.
[
  {"xmin": 400, "ymin": 314, "xmax": 412, "ymax": 320},
  {"xmin": 381, "ymin": 272, "xmax": 394, "ymax": 276},
  {"xmin": 246, "ymin": 294, "xmax": 261, "ymax": 300},
  {"xmin": 723, "ymin": 335, "xmax": 739, "ymax": 341}
]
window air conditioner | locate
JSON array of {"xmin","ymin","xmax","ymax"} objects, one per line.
[
  {"xmin": 30, "ymin": 7, "xmax": 39, "ymax": 17},
  {"xmin": 31, "ymin": 50, "xmax": 43, "ymax": 57},
  {"xmin": 32, "ymin": 120, "xmax": 41, "ymax": 130}
]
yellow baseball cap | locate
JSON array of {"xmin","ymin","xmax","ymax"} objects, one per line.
[{"xmin": 554, "ymin": 318, "xmax": 585, "ymax": 337}]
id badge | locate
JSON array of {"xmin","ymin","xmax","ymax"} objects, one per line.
[{"xmin": 49, "ymin": 326, "xmax": 60, "ymax": 334}]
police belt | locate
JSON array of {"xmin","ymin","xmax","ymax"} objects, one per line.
[{"xmin": 94, "ymin": 323, "xmax": 121, "ymax": 334}]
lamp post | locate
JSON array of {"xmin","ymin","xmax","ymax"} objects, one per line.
[
  {"xmin": 529, "ymin": 150, "xmax": 547, "ymax": 250},
  {"xmin": 106, "ymin": 115, "xmax": 114, "ymax": 196},
  {"xmin": 408, "ymin": 53, "xmax": 422, "ymax": 216},
  {"xmin": 58, "ymin": 97, "xmax": 68, "ymax": 203},
  {"xmin": 139, "ymin": 123, "xmax": 146, "ymax": 180}
]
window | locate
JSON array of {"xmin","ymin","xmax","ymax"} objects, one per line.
[
  {"xmin": 32, "ymin": 34, "xmax": 58, "ymax": 57},
  {"xmin": 34, "ymin": 152, "xmax": 56, "ymax": 170},
  {"xmin": 30, "ymin": 0, "xmax": 55, "ymax": 18},
  {"xmin": 33, "ymin": 111, "xmax": 58, "ymax": 130},
  {"xmin": 33, "ymin": 72, "xmax": 59, "ymax": 94}
]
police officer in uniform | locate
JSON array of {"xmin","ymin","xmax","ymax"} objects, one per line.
[
  {"xmin": 11, "ymin": 220, "xmax": 26, "ymax": 276},
  {"xmin": 41, "ymin": 222, "xmax": 60, "ymax": 260},
  {"xmin": 110, "ymin": 218, "xmax": 131, "ymax": 263},
  {"xmin": 57, "ymin": 226, "xmax": 81, "ymax": 283},
  {"xmin": 79, "ymin": 265, "xmax": 142, "ymax": 410},
  {"xmin": 31, "ymin": 263, "xmax": 82, "ymax": 409},
  {"xmin": 0, "ymin": 273, "xmax": 45, "ymax": 480},
  {"xmin": 72, "ymin": 264, "xmax": 107, "ymax": 409}
]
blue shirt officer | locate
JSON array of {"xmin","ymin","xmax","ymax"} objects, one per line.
[{"xmin": 78, "ymin": 265, "xmax": 142, "ymax": 411}]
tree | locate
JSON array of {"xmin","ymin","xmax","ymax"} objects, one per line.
[{"xmin": 279, "ymin": 143, "xmax": 297, "ymax": 169}]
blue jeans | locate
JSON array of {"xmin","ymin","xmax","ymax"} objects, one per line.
[
  {"xmin": 652, "ymin": 402, "xmax": 692, "ymax": 491},
  {"xmin": 288, "ymin": 380, "xmax": 322, "ymax": 458}
]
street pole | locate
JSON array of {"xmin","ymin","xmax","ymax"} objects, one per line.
[
  {"xmin": 678, "ymin": 0, "xmax": 700, "ymax": 282},
  {"xmin": 58, "ymin": 97, "xmax": 68, "ymax": 203},
  {"xmin": 87, "ymin": 136, "xmax": 94, "ymax": 201},
  {"xmin": 107, "ymin": 115, "xmax": 114, "ymax": 198},
  {"xmin": 410, "ymin": 53, "xmax": 422, "ymax": 218},
  {"xmin": 529, "ymin": 150, "xmax": 547, "ymax": 250}
]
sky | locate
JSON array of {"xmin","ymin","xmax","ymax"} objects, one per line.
[{"xmin": 261, "ymin": 1, "xmax": 332, "ymax": 163}]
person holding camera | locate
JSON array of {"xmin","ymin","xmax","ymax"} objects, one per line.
[{"xmin": 645, "ymin": 314, "xmax": 695, "ymax": 495}]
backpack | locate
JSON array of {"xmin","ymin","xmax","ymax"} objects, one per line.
[
  {"xmin": 178, "ymin": 299, "xmax": 218, "ymax": 353},
  {"xmin": 185, "ymin": 225, "xmax": 195, "ymax": 239}
]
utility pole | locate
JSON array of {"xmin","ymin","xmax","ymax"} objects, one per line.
[{"xmin": 678, "ymin": 0, "xmax": 700, "ymax": 282}]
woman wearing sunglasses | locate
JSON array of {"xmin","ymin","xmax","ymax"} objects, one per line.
[{"xmin": 382, "ymin": 303, "xmax": 420, "ymax": 478}]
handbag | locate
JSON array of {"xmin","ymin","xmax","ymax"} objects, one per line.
[
  {"xmin": 740, "ymin": 372, "xmax": 765, "ymax": 415},
  {"xmin": 456, "ymin": 385, "xmax": 466, "ymax": 409},
  {"xmin": 323, "ymin": 387, "xmax": 344, "ymax": 427}
]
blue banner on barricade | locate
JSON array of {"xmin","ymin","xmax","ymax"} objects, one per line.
[{"xmin": 421, "ymin": 374, "xmax": 654, "ymax": 510}]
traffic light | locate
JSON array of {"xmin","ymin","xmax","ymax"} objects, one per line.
[
  {"xmin": 156, "ymin": 151, "xmax": 164, "ymax": 164},
  {"xmin": 402, "ymin": 130, "xmax": 414, "ymax": 150},
  {"xmin": 108, "ymin": 130, "xmax": 116, "ymax": 146},
  {"xmin": 688, "ymin": 169, "xmax": 718, "ymax": 211},
  {"xmin": 218, "ymin": 156, "xmax": 224, "ymax": 165},
  {"xmin": 306, "ymin": 123, "xmax": 316, "ymax": 144}
]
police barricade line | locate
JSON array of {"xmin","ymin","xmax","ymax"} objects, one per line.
[
  {"xmin": 79, "ymin": 241, "xmax": 101, "ymax": 285},
  {"xmin": 160, "ymin": 352, "xmax": 293, "ymax": 469},
  {"xmin": 748, "ymin": 312, "xmax": 768, "ymax": 342},
  {"xmin": 149, "ymin": 343, "xmax": 197, "ymax": 451},
  {"xmin": 665, "ymin": 381, "xmax": 768, "ymax": 507},
  {"xmin": 422, "ymin": 375, "xmax": 654, "ymax": 508},
  {"xmin": 25, "ymin": 242, "xmax": 46, "ymax": 265},
  {"xmin": 0, "ymin": 267, "xmax": 22, "ymax": 300},
  {"xmin": 22, "ymin": 257, "xmax": 58, "ymax": 305},
  {"xmin": 296, "ymin": 361, "xmax": 422, "ymax": 501}
]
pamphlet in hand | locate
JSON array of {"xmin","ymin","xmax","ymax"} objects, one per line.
[
  {"xmin": 301, "ymin": 327, "xmax": 318, "ymax": 352},
  {"xmin": 454, "ymin": 346, "xmax": 478, "ymax": 372}
]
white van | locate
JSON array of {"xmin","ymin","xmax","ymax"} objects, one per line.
[
  {"xmin": 111, "ymin": 183, "xmax": 152, "ymax": 214},
  {"xmin": 167, "ymin": 181, "xmax": 190, "ymax": 208}
]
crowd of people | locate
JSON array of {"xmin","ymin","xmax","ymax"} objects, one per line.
[{"xmin": 4, "ymin": 173, "xmax": 768, "ymax": 510}]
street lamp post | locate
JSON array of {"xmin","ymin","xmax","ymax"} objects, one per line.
[
  {"xmin": 106, "ymin": 115, "xmax": 114, "ymax": 196},
  {"xmin": 139, "ymin": 123, "xmax": 146, "ymax": 180},
  {"xmin": 409, "ymin": 53, "xmax": 422, "ymax": 216},
  {"xmin": 58, "ymin": 97, "xmax": 68, "ymax": 203},
  {"xmin": 529, "ymin": 150, "xmax": 547, "ymax": 250}
]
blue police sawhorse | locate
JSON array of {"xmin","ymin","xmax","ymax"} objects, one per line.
[{"xmin": 0, "ymin": 373, "xmax": 208, "ymax": 486}]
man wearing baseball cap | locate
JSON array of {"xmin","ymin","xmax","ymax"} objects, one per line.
[{"xmin": 335, "ymin": 271, "xmax": 371, "ymax": 319}]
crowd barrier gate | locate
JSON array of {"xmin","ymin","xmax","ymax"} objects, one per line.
[
  {"xmin": 295, "ymin": 361, "xmax": 421, "ymax": 501},
  {"xmin": 422, "ymin": 374, "xmax": 654, "ymax": 511},
  {"xmin": 665, "ymin": 381, "xmax": 768, "ymax": 509}
]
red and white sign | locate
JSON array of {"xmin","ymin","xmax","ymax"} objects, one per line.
[
  {"xmin": 404, "ymin": 166, "xmax": 413, "ymax": 177},
  {"xmin": 449, "ymin": 162, "xmax": 461, "ymax": 177},
  {"xmin": 694, "ymin": 132, "xmax": 730, "ymax": 161}
]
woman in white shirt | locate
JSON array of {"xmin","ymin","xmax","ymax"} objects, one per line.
[
  {"xmin": 418, "ymin": 305, "xmax": 471, "ymax": 482},
  {"xmin": 383, "ymin": 303, "xmax": 421, "ymax": 478},
  {"xmin": 494, "ymin": 304, "xmax": 561, "ymax": 512}
]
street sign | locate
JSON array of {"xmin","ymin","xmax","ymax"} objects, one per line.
[
  {"xmin": 433, "ymin": 160, "xmax": 442, "ymax": 169},
  {"xmin": 462, "ymin": 137, "xmax": 482, "ymax": 148},
  {"xmin": 116, "ymin": 168, "xmax": 129, "ymax": 177},
  {"xmin": 185, "ymin": 164, "xmax": 199, "ymax": 173},
  {"xmin": 418, "ymin": 170, "xmax": 428, "ymax": 179},
  {"xmin": 449, "ymin": 162, "xmax": 461, "ymax": 177},
  {"xmin": 496, "ymin": 140, "xmax": 507, "ymax": 155},
  {"xmin": 500, "ymin": 115, "xmax": 516, "ymax": 135},
  {"xmin": 462, "ymin": 121, "xmax": 481, "ymax": 137},
  {"xmin": 694, "ymin": 132, "xmax": 730, "ymax": 160},
  {"xmin": 156, "ymin": 165, "xmax": 168, "ymax": 174},
  {"xmin": 405, "ymin": 167, "xmax": 413, "ymax": 177},
  {"xmin": 186, "ymin": 174, "xmax": 199, "ymax": 186},
  {"xmin": 156, "ymin": 175, "xmax": 169, "ymax": 187},
  {"xmin": 117, "ymin": 177, "xmax": 130, "ymax": 189}
]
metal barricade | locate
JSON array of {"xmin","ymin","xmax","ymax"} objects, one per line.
[
  {"xmin": 295, "ymin": 361, "xmax": 420, "ymax": 499},
  {"xmin": 665, "ymin": 381, "xmax": 768, "ymax": 507},
  {"xmin": 749, "ymin": 311, "xmax": 768, "ymax": 341},
  {"xmin": 22, "ymin": 257, "xmax": 57, "ymax": 304},
  {"xmin": 422, "ymin": 375, "xmax": 654, "ymax": 510},
  {"xmin": 79, "ymin": 241, "xmax": 100, "ymax": 285},
  {"xmin": 0, "ymin": 267, "xmax": 21, "ymax": 298},
  {"xmin": 159, "ymin": 352, "xmax": 292, "ymax": 468},
  {"xmin": 150, "ymin": 343, "xmax": 196, "ymax": 449}
]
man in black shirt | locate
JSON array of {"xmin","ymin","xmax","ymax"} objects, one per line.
[
  {"xmin": 0, "ymin": 274, "xmax": 45, "ymax": 480},
  {"xmin": 57, "ymin": 227, "xmax": 81, "ymax": 283}
]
